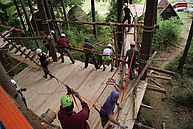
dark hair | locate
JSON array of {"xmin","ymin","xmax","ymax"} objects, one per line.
[{"xmin": 64, "ymin": 103, "xmax": 74, "ymax": 113}]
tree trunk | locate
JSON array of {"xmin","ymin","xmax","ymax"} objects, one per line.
[
  {"xmin": 61, "ymin": 0, "xmax": 69, "ymax": 28},
  {"xmin": 43, "ymin": 0, "xmax": 56, "ymax": 35},
  {"xmin": 37, "ymin": 0, "xmax": 57, "ymax": 62},
  {"xmin": 19, "ymin": 0, "xmax": 40, "ymax": 48},
  {"xmin": 27, "ymin": 0, "xmax": 39, "ymax": 36},
  {"xmin": 116, "ymin": 0, "xmax": 124, "ymax": 55},
  {"xmin": 178, "ymin": 19, "xmax": 193, "ymax": 70},
  {"xmin": 91, "ymin": 0, "xmax": 97, "ymax": 36},
  {"xmin": 139, "ymin": 0, "xmax": 158, "ymax": 80},
  {"xmin": 13, "ymin": 0, "xmax": 26, "ymax": 30},
  {"xmin": 48, "ymin": 0, "xmax": 60, "ymax": 38}
]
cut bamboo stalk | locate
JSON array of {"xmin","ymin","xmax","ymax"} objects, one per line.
[
  {"xmin": 134, "ymin": 122, "xmax": 155, "ymax": 129},
  {"xmin": 147, "ymin": 74, "xmax": 172, "ymax": 80},
  {"xmin": 141, "ymin": 103, "xmax": 153, "ymax": 110},
  {"xmin": 147, "ymin": 84, "xmax": 167, "ymax": 93},
  {"xmin": 148, "ymin": 66, "xmax": 175, "ymax": 76},
  {"xmin": 148, "ymin": 78, "xmax": 163, "ymax": 88}
]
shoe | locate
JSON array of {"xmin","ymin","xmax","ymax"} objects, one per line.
[
  {"xmin": 50, "ymin": 75, "xmax": 54, "ymax": 78},
  {"xmin": 43, "ymin": 75, "xmax": 47, "ymax": 78},
  {"xmin": 110, "ymin": 68, "xmax": 114, "ymax": 72},
  {"xmin": 129, "ymin": 76, "xmax": 133, "ymax": 80},
  {"xmin": 72, "ymin": 60, "xmax": 75, "ymax": 64},
  {"xmin": 103, "ymin": 67, "xmax": 106, "ymax": 71},
  {"xmin": 107, "ymin": 124, "xmax": 115, "ymax": 129}
]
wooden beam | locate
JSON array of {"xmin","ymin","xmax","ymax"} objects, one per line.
[
  {"xmin": 141, "ymin": 103, "xmax": 153, "ymax": 110},
  {"xmin": 147, "ymin": 84, "xmax": 167, "ymax": 93},
  {"xmin": 48, "ymin": 19, "xmax": 143, "ymax": 27},
  {"xmin": 135, "ymin": 122, "xmax": 155, "ymax": 129},
  {"xmin": 147, "ymin": 74, "xmax": 172, "ymax": 80},
  {"xmin": 149, "ymin": 78, "xmax": 163, "ymax": 88},
  {"xmin": 148, "ymin": 66, "xmax": 175, "ymax": 76},
  {"xmin": 5, "ymin": 37, "xmax": 43, "ymax": 40}
]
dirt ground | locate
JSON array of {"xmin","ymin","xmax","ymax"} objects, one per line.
[{"xmin": 138, "ymin": 13, "xmax": 192, "ymax": 129}]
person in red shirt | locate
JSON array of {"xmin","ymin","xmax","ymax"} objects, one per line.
[
  {"xmin": 58, "ymin": 91, "xmax": 90, "ymax": 129},
  {"xmin": 57, "ymin": 33, "xmax": 75, "ymax": 64}
]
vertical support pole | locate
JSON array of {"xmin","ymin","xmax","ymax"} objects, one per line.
[
  {"xmin": 178, "ymin": 19, "xmax": 193, "ymax": 70},
  {"xmin": 91, "ymin": 0, "xmax": 97, "ymax": 37},
  {"xmin": 116, "ymin": 0, "xmax": 124, "ymax": 56},
  {"xmin": 139, "ymin": 0, "xmax": 158, "ymax": 80}
]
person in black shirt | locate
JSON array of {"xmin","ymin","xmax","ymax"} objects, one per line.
[
  {"xmin": 122, "ymin": 3, "xmax": 133, "ymax": 31},
  {"xmin": 36, "ymin": 48, "xmax": 53, "ymax": 78},
  {"xmin": 83, "ymin": 37, "xmax": 98, "ymax": 69}
]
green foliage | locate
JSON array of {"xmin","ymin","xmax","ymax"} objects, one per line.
[
  {"xmin": 182, "ymin": 41, "xmax": 193, "ymax": 76},
  {"xmin": 184, "ymin": 123, "xmax": 193, "ymax": 129},
  {"xmin": 140, "ymin": 113, "xmax": 154, "ymax": 127},
  {"xmin": 174, "ymin": 88, "xmax": 193, "ymax": 108},
  {"xmin": 153, "ymin": 17, "xmax": 181, "ymax": 50},
  {"xmin": 142, "ymin": 94, "xmax": 151, "ymax": 106},
  {"xmin": 106, "ymin": 0, "xmax": 117, "ymax": 22},
  {"xmin": 51, "ymin": 0, "xmax": 85, "ymax": 8}
]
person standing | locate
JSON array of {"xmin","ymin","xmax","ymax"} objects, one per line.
[
  {"xmin": 36, "ymin": 48, "xmax": 53, "ymax": 79},
  {"xmin": 122, "ymin": 3, "xmax": 133, "ymax": 31},
  {"xmin": 83, "ymin": 37, "xmax": 98, "ymax": 69},
  {"xmin": 58, "ymin": 91, "xmax": 90, "ymax": 129},
  {"xmin": 43, "ymin": 30, "xmax": 55, "ymax": 55},
  {"xmin": 99, "ymin": 90, "xmax": 128, "ymax": 128},
  {"xmin": 102, "ymin": 44, "xmax": 114, "ymax": 72},
  {"xmin": 125, "ymin": 41, "xmax": 139, "ymax": 80},
  {"xmin": 57, "ymin": 33, "xmax": 75, "ymax": 64}
]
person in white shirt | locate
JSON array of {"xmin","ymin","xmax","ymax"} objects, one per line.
[{"xmin": 102, "ymin": 44, "xmax": 114, "ymax": 72}]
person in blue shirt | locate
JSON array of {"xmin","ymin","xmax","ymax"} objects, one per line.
[{"xmin": 99, "ymin": 90, "xmax": 128, "ymax": 128}]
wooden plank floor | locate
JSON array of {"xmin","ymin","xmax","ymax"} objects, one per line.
[
  {"xmin": 14, "ymin": 56, "xmax": 147, "ymax": 129},
  {"xmin": 13, "ymin": 5, "xmax": 145, "ymax": 129}
]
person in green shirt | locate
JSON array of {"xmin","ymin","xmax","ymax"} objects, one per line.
[{"xmin": 125, "ymin": 41, "xmax": 139, "ymax": 80}]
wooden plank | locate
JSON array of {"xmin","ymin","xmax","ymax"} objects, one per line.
[
  {"xmin": 148, "ymin": 66, "xmax": 175, "ymax": 76},
  {"xmin": 141, "ymin": 103, "xmax": 153, "ymax": 110},
  {"xmin": 147, "ymin": 84, "xmax": 167, "ymax": 93},
  {"xmin": 147, "ymin": 74, "xmax": 172, "ymax": 80}
]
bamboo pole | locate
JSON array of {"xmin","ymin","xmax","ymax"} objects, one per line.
[
  {"xmin": 141, "ymin": 103, "xmax": 153, "ymax": 110},
  {"xmin": 48, "ymin": 19, "xmax": 143, "ymax": 27},
  {"xmin": 147, "ymin": 74, "xmax": 172, "ymax": 80},
  {"xmin": 148, "ymin": 66, "xmax": 175, "ymax": 76},
  {"xmin": 134, "ymin": 122, "xmax": 155, "ymax": 129},
  {"xmin": 147, "ymin": 84, "xmax": 167, "ymax": 93},
  {"xmin": 5, "ymin": 37, "xmax": 44, "ymax": 40},
  {"xmin": 148, "ymin": 78, "xmax": 163, "ymax": 88}
]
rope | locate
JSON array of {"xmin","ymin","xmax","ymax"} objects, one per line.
[
  {"xmin": 117, "ymin": 1, "xmax": 147, "ymax": 122},
  {"xmin": 0, "ymin": 24, "xmax": 22, "ymax": 32}
]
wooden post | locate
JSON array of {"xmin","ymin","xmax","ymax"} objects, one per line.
[
  {"xmin": 178, "ymin": 18, "xmax": 193, "ymax": 70},
  {"xmin": 139, "ymin": 0, "xmax": 158, "ymax": 80},
  {"xmin": 117, "ymin": 0, "xmax": 124, "ymax": 55},
  {"xmin": 91, "ymin": 0, "xmax": 97, "ymax": 36}
]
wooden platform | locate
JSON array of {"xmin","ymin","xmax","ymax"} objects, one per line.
[{"xmin": 13, "ymin": 56, "xmax": 147, "ymax": 129}]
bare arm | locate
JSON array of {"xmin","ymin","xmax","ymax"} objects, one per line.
[{"xmin": 108, "ymin": 114, "xmax": 120, "ymax": 125}]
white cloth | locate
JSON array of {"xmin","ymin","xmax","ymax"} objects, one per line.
[{"xmin": 103, "ymin": 48, "xmax": 113, "ymax": 56}]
